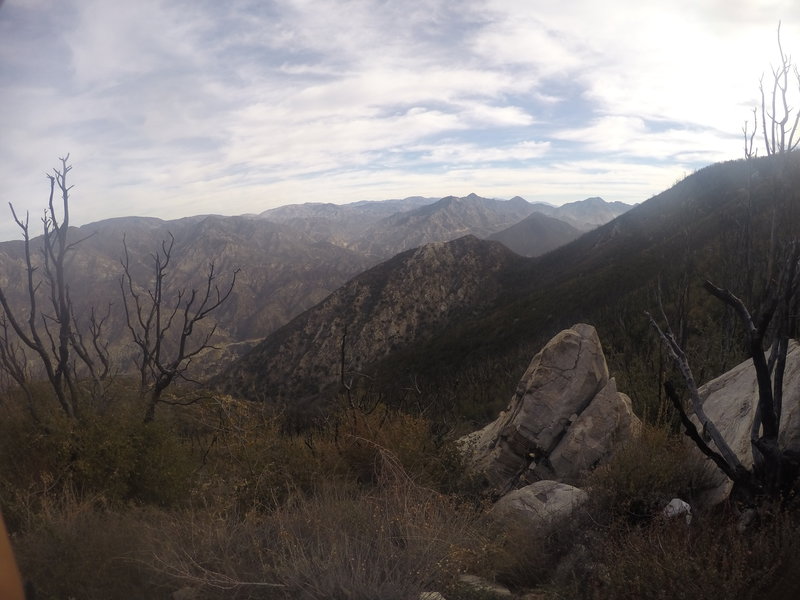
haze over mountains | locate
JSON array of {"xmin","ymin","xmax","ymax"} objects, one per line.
[
  {"xmin": 217, "ymin": 153, "xmax": 800, "ymax": 417},
  {"xmin": 258, "ymin": 193, "xmax": 630, "ymax": 260},
  {"xmin": 0, "ymin": 194, "xmax": 628, "ymax": 374},
  {"xmin": 3, "ymin": 152, "xmax": 800, "ymax": 426}
]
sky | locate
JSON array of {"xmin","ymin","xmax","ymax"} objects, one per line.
[{"xmin": 0, "ymin": 0, "xmax": 797, "ymax": 241}]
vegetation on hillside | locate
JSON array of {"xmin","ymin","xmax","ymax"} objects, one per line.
[{"xmin": 3, "ymin": 392, "xmax": 800, "ymax": 599}]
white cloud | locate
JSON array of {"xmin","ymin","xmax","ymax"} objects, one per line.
[
  {"xmin": 553, "ymin": 116, "xmax": 736, "ymax": 163},
  {"xmin": 0, "ymin": 0, "xmax": 798, "ymax": 240},
  {"xmin": 410, "ymin": 140, "xmax": 550, "ymax": 165}
]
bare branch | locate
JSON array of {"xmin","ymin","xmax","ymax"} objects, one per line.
[
  {"xmin": 703, "ymin": 280, "xmax": 778, "ymax": 440},
  {"xmin": 646, "ymin": 310, "xmax": 747, "ymax": 477},
  {"xmin": 119, "ymin": 232, "xmax": 238, "ymax": 422}
]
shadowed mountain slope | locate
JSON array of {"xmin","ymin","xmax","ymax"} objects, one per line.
[
  {"xmin": 488, "ymin": 212, "xmax": 583, "ymax": 257},
  {"xmin": 217, "ymin": 153, "xmax": 800, "ymax": 419},
  {"xmin": 217, "ymin": 235, "xmax": 527, "ymax": 406}
]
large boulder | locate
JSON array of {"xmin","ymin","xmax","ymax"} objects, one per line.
[
  {"xmin": 535, "ymin": 377, "xmax": 641, "ymax": 483},
  {"xmin": 692, "ymin": 340, "xmax": 800, "ymax": 506},
  {"xmin": 463, "ymin": 324, "xmax": 640, "ymax": 492}
]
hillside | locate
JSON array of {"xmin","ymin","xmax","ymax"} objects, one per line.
[
  {"xmin": 217, "ymin": 153, "xmax": 800, "ymax": 421},
  {"xmin": 373, "ymin": 154, "xmax": 800, "ymax": 418},
  {"xmin": 218, "ymin": 235, "xmax": 527, "ymax": 408},
  {"xmin": 0, "ymin": 215, "xmax": 373, "ymax": 371}
]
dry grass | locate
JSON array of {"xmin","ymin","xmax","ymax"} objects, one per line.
[
  {"xmin": 12, "ymin": 491, "xmax": 173, "ymax": 599},
  {"xmin": 153, "ymin": 447, "xmax": 484, "ymax": 600},
  {"xmin": 576, "ymin": 507, "xmax": 800, "ymax": 600},
  {"xmin": 5, "ymin": 398, "xmax": 800, "ymax": 600}
]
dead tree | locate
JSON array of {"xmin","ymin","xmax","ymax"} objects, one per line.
[
  {"xmin": 649, "ymin": 240, "xmax": 800, "ymax": 501},
  {"xmin": 120, "ymin": 233, "xmax": 238, "ymax": 422},
  {"xmin": 758, "ymin": 22, "xmax": 800, "ymax": 156},
  {"xmin": 0, "ymin": 156, "xmax": 110, "ymax": 420}
]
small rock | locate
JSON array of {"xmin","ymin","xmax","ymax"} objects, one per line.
[
  {"xmin": 491, "ymin": 480, "xmax": 589, "ymax": 531},
  {"xmin": 662, "ymin": 498, "xmax": 692, "ymax": 525}
]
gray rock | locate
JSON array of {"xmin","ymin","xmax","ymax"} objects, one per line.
[
  {"xmin": 456, "ymin": 574, "xmax": 512, "ymax": 597},
  {"xmin": 419, "ymin": 592, "xmax": 447, "ymax": 600},
  {"xmin": 539, "ymin": 377, "xmax": 641, "ymax": 482},
  {"xmin": 691, "ymin": 340, "xmax": 800, "ymax": 506},
  {"xmin": 464, "ymin": 324, "xmax": 642, "ymax": 493},
  {"xmin": 491, "ymin": 480, "xmax": 589, "ymax": 530}
]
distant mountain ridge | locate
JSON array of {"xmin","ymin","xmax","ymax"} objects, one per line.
[
  {"xmin": 257, "ymin": 196, "xmax": 437, "ymax": 246},
  {"xmin": 214, "ymin": 154, "xmax": 800, "ymax": 415},
  {"xmin": 0, "ymin": 192, "xmax": 630, "ymax": 384},
  {"xmin": 535, "ymin": 196, "xmax": 634, "ymax": 231},
  {"xmin": 349, "ymin": 193, "xmax": 541, "ymax": 259},
  {"xmin": 259, "ymin": 193, "xmax": 631, "ymax": 260}
]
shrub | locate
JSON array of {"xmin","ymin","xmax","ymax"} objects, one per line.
[
  {"xmin": 586, "ymin": 424, "xmax": 708, "ymax": 523},
  {"xmin": 322, "ymin": 404, "xmax": 469, "ymax": 491},
  {"xmin": 153, "ymin": 454, "xmax": 483, "ymax": 600},
  {"xmin": 13, "ymin": 494, "xmax": 173, "ymax": 600},
  {"xmin": 201, "ymin": 398, "xmax": 478, "ymax": 513},
  {"xmin": 579, "ymin": 508, "xmax": 800, "ymax": 600},
  {"xmin": 0, "ymin": 406, "xmax": 196, "ymax": 529}
]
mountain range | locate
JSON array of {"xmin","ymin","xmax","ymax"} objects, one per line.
[
  {"xmin": 0, "ymin": 194, "xmax": 628, "ymax": 378},
  {"xmin": 216, "ymin": 153, "xmax": 800, "ymax": 423},
  {"xmin": 258, "ymin": 193, "xmax": 630, "ymax": 261},
  {"xmin": 6, "ymin": 150, "xmax": 799, "ymax": 427}
]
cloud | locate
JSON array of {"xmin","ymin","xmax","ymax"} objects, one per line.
[
  {"xmin": 0, "ymin": 0, "xmax": 797, "ymax": 241},
  {"xmin": 553, "ymin": 116, "xmax": 736, "ymax": 163},
  {"xmin": 409, "ymin": 140, "xmax": 550, "ymax": 165}
]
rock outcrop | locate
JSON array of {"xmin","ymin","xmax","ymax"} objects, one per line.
[
  {"xmin": 536, "ymin": 377, "xmax": 641, "ymax": 482},
  {"xmin": 455, "ymin": 325, "xmax": 642, "ymax": 593},
  {"xmin": 464, "ymin": 324, "xmax": 640, "ymax": 493},
  {"xmin": 692, "ymin": 340, "xmax": 800, "ymax": 506}
]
